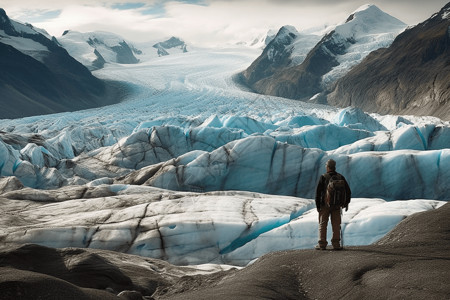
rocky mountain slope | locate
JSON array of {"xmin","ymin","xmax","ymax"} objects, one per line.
[
  {"xmin": 327, "ymin": 3, "xmax": 450, "ymax": 120},
  {"xmin": 151, "ymin": 36, "xmax": 187, "ymax": 57},
  {"xmin": 242, "ymin": 5, "xmax": 405, "ymax": 102},
  {"xmin": 0, "ymin": 9, "xmax": 121, "ymax": 119},
  {"xmin": 241, "ymin": 25, "xmax": 320, "ymax": 88}
]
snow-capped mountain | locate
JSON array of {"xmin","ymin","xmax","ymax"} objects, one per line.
[
  {"xmin": 242, "ymin": 25, "xmax": 320, "ymax": 87},
  {"xmin": 58, "ymin": 30, "xmax": 140, "ymax": 70},
  {"xmin": 152, "ymin": 36, "xmax": 187, "ymax": 57},
  {"xmin": 0, "ymin": 38, "xmax": 448, "ymax": 265},
  {"xmin": 0, "ymin": 8, "xmax": 119, "ymax": 119},
  {"xmin": 327, "ymin": 2, "xmax": 450, "ymax": 120},
  {"xmin": 0, "ymin": 4, "xmax": 449, "ymax": 291},
  {"xmin": 242, "ymin": 4, "xmax": 406, "ymax": 102}
]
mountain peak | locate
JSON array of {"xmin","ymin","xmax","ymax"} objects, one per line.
[
  {"xmin": 436, "ymin": 1, "xmax": 450, "ymax": 19},
  {"xmin": 0, "ymin": 8, "xmax": 8, "ymax": 20},
  {"xmin": 153, "ymin": 36, "xmax": 186, "ymax": 49},
  {"xmin": 58, "ymin": 30, "xmax": 140, "ymax": 68},
  {"xmin": 353, "ymin": 3, "xmax": 379, "ymax": 14},
  {"xmin": 279, "ymin": 25, "xmax": 299, "ymax": 34},
  {"xmin": 0, "ymin": 8, "xmax": 16, "ymax": 35},
  {"xmin": 328, "ymin": 2, "xmax": 450, "ymax": 120},
  {"xmin": 345, "ymin": 4, "xmax": 377, "ymax": 22},
  {"xmin": 268, "ymin": 25, "xmax": 299, "ymax": 48},
  {"xmin": 152, "ymin": 36, "xmax": 187, "ymax": 56},
  {"xmin": 348, "ymin": 4, "xmax": 404, "ymax": 25},
  {"xmin": 336, "ymin": 3, "xmax": 405, "ymax": 38}
]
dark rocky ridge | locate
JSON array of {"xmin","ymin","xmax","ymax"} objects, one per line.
[
  {"xmin": 327, "ymin": 3, "xmax": 450, "ymax": 120},
  {"xmin": 242, "ymin": 26, "xmax": 298, "ymax": 87},
  {"xmin": 0, "ymin": 203, "xmax": 448, "ymax": 299},
  {"xmin": 59, "ymin": 30, "xmax": 141, "ymax": 70},
  {"xmin": 87, "ymin": 36, "xmax": 139, "ymax": 64},
  {"xmin": 0, "ymin": 9, "xmax": 123, "ymax": 119},
  {"xmin": 251, "ymin": 29, "xmax": 346, "ymax": 102},
  {"xmin": 153, "ymin": 37, "xmax": 187, "ymax": 57}
]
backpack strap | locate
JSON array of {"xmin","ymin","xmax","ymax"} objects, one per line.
[{"xmin": 322, "ymin": 173, "xmax": 331, "ymax": 205}]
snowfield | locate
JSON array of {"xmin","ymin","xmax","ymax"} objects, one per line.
[{"xmin": 0, "ymin": 46, "xmax": 449, "ymax": 267}]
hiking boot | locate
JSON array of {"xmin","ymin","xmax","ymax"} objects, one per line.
[
  {"xmin": 315, "ymin": 244, "xmax": 326, "ymax": 250},
  {"xmin": 333, "ymin": 246, "xmax": 343, "ymax": 250}
]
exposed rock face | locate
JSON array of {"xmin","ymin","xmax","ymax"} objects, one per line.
[
  {"xmin": 92, "ymin": 48, "xmax": 106, "ymax": 69},
  {"xmin": 153, "ymin": 37, "xmax": 187, "ymax": 56},
  {"xmin": 327, "ymin": 3, "xmax": 450, "ymax": 120},
  {"xmin": 243, "ymin": 26, "xmax": 301, "ymax": 85},
  {"xmin": 0, "ymin": 9, "xmax": 119, "ymax": 119},
  {"xmin": 88, "ymin": 36, "xmax": 139, "ymax": 64},
  {"xmin": 241, "ymin": 25, "xmax": 322, "ymax": 98},
  {"xmin": 242, "ymin": 5, "xmax": 405, "ymax": 102}
]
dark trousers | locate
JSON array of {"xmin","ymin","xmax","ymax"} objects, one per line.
[{"xmin": 318, "ymin": 206, "xmax": 341, "ymax": 248}]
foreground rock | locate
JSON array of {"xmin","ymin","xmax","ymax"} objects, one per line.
[
  {"xmin": 0, "ymin": 244, "xmax": 234, "ymax": 300},
  {"xmin": 0, "ymin": 203, "xmax": 448, "ymax": 299}
]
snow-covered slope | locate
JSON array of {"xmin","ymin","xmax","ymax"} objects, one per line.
[
  {"xmin": 320, "ymin": 4, "xmax": 406, "ymax": 86},
  {"xmin": 126, "ymin": 36, "xmax": 190, "ymax": 62},
  {"xmin": 58, "ymin": 30, "xmax": 140, "ymax": 70},
  {"xmin": 242, "ymin": 4, "xmax": 407, "ymax": 101},
  {"xmin": 0, "ymin": 12, "xmax": 51, "ymax": 63}
]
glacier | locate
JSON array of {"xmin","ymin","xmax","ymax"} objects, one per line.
[
  {"xmin": 0, "ymin": 183, "xmax": 444, "ymax": 266},
  {"xmin": 0, "ymin": 45, "xmax": 449, "ymax": 267}
]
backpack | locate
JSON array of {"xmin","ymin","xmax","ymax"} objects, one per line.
[{"xmin": 324, "ymin": 173, "xmax": 347, "ymax": 208}]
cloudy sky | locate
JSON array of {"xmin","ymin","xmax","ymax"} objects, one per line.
[{"xmin": 2, "ymin": 0, "xmax": 448, "ymax": 46}]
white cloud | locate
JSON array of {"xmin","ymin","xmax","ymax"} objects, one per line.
[
  {"xmin": 33, "ymin": 5, "xmax": 151, "ymax": 37},
  {"xmin": 2, "ymin": 0, "xmax": 448, "ymax": 47},
  {"xmin": 155, "ymin": 0, "xmax": 346, "ymax": 46}
]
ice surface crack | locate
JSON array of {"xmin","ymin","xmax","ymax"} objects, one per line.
[
  {"xmin": 413, "ymin": 127, "xmax": 428, "ymax": 149},
  {"xmin": 219, "ymin": 202, "xmax": 314, "ymax": 255},
  {"xmin": 85, "ymin": 226, "xmax": 100, "ymax": 248},
  {"xmin": 127, "ymin": 203, "xmax": 150, "ymax": 252}
]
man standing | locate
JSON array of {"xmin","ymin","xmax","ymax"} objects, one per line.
[{"xmin": 315, "ymin": 159, "xmax": 351, "ymax": 250}]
